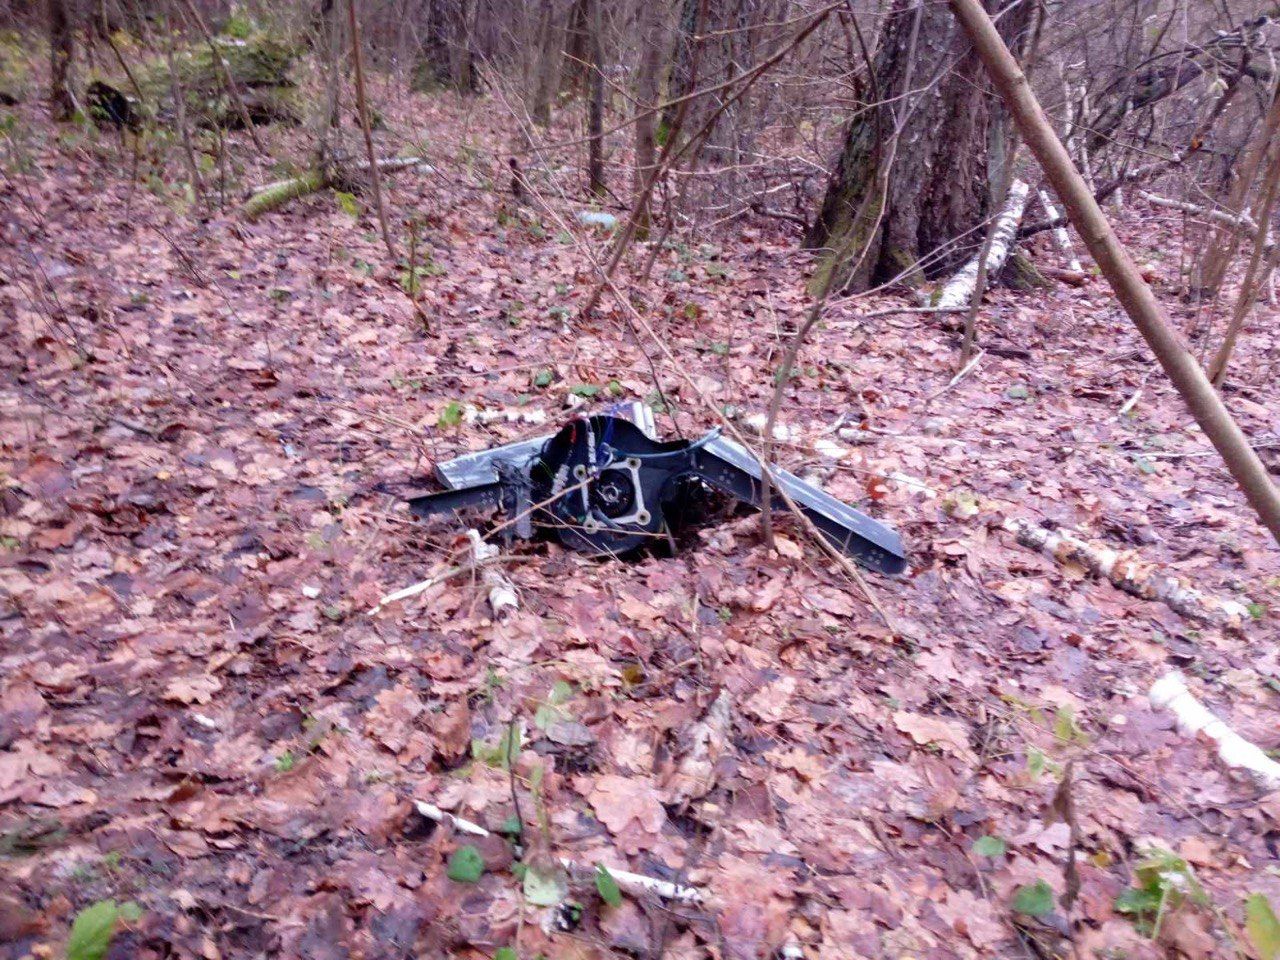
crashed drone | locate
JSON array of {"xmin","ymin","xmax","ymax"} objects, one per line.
[{"xmin": 408, "ymin": 404, "xmax": 907, "ymax": 575}]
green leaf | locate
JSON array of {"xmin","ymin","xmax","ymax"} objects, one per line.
[
  {"xmin": 1248, "ymin": 602, "xmax": 1267, "ymax": 621},
  {"xmin": 972, "ymin": 835, "xmax": 1006, "ymax": 858},
  {"xmin": 472, "ymin": 724, "xmax": 524, "ymax": 769},
  {"xmin": 438, "ymin": 400, "xmax": 464, "ymax": 429},
  {"xmin": 67, "ymin": 900, "xmax": 127, "ymax": 960},
  {"xmin": 1246, "ymin": 893, "xmax": 1280, "ymax": 959},
  {"xmin": 334, "ymin": 191, "xmax": 359, "ymax": 217},
  {"xmin": 533, "ymin": 703, "xmax": 561, "ymax": 730},
  {"xmin": 1114, "ymin": 886, "xmax": 1161, "ymax": 916},
  {"xmin": 595, "ymin": 864, "xmax": 622, "ymax": 907},
  {"xmin": 446, "ymin": 845, "xmax": 485, "ymax": 883},
  {"xmin": 1011, "ymin": 880, "xmax": 1054, "ymax": 917},
  {"xmin": 533, "ymin": 369, "xmax": 554, "ymax": 388},
  {"xmin": 1053, "ymin": 704, "xmax": 1088, "ymax": 745},
  {"xmin": 495, "ymin": 815, "xmax": 522, "ymax": 838},
  {"xmin": 523, "ymin": 864, "xmax": 568, "ymax": 906},
  {"xmin": 1006, "ymin": 384, "xmax": 1030, "ymax": 400},
  {"xmin": 548, "ymin": 680, "xmax": 574, "ymax": 705},
  {"xmin": 606, "ymin": 380, "xmax": 623, "ymax": 397},
  {"xmin": 569, "ymin": 384, "xmax": 599, "ymax": 398},
  {"xmin": 494, "ymin": 949, "xmax": 518, "ymax": 960}
]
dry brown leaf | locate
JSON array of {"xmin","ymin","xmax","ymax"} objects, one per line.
[
  {"xmin": 892, "ymin": 711, "xmax": 976, "ymax": 762},
  {"xmin": 164, "ymin": 674, "xmax": 223, "ymax": 705},
  {"xmin": 366, "ymin": 685, "xmax": 426, "ymax": 754},
  {"xmin": 580, "ymin": 773, "xmax": 667, "ymax": 836}
]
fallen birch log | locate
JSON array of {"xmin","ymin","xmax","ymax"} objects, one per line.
[
  {"xmin": 412, "ymin": 800, "xmax": 705, "ymax": 903},
  {"xmin": 1149, "ymin": 671, "xmax": 1280, "ymax": 790},
  {"xmin": 1038, "ymin": 189, "xmax": 1082, "ymax": 272},
  {"xmin": 1138, "ymin": 191, "xmax": 1258, "ymax": 235},
  {"xmin": 935, "ymin": 179, "xmax": 1031, "ymax": 310},
  {"xmin": 1002, "ymin": 516, "xmax": 1253, "ymax": 629},
  {"xmin": 242, "ymin": 156, "xmax": 430, "ymax": 220}
]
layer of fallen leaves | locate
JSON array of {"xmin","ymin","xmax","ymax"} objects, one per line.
[{"xmin": 3, "ymin": 72, "xmax": 1280, "ymax": 960}]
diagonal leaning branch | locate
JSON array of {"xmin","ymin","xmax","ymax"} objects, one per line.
[{"xmin": 948, "ymin": 0, "xmax": 1280, "ymax": 547}]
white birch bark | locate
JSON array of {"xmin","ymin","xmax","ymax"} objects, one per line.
[
  {"xmin": 935, "ymin": 179, "xmax": 1031, "ymax": 309},
  {"xmin": 1150, "ymin": 671, "xmax": 1280, "ymax": 789},
  {"xmin": 1038, "ymin": 189, "xmax": 1082, "ymax": 272},
  {"xmin": 1003, "ymin": 517, "xmax": 1253, "ymax": 629},
  {"xmin": 466, "ymin": 529, "xmax": 518, "ymax": 619}
]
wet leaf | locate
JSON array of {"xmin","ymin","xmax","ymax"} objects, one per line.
[
  {"xmin": 971, "ymin": 835, "xmax": 1006, "ymax": 858},
  {"xmin": 595, "ymin": 864, "xmax": 622, "ymax": 907},
  {"xmin": 1011, "ymin": 880, "xmax": 1054, "ymax": 917}
]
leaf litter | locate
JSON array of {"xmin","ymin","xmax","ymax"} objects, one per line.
[{"xmin": 2, "ymin": 85, "xmax": 1280, "ymax": 960}]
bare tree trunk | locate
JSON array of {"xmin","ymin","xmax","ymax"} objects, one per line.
[
  {"xmin": 1195, "ymin": 82, "xmax": 1280, "ymax": 300},
  {"xmin": 317, "ymin": 0, "xmax": 343, "ymax": 170},
  {"xmin": 415, "ymin": 0, "xmax": 478, "ymax": 92},
  {"xmin": 662, "ymin": 0, "xmax": 699, "ymax": 134},
  {"xmin": 346, "ymin": 0, "xmax": 398, "ymax": 260},
  {"xmin": 948, "ymin": 0, "xmax": 1280, "ymax": 546},
  {"xmin": 806, "ymin": 0, "xmax": 1030, "ymax": 293},
  {"xmin": 528, "ymin": 0, "xmax": 566, "ymax": 126},
  {"xmin": 633, "ymin": 0, "xmax": 666, "ymax": 234},
  {"xmin": 1207, "ymin": 134, "xmax": 1280, "ymax": 386},
  {"xmin": 49, "ymin": 0, "xmax": 75, "ymax": 120},
  {"xmin": 586, "ymin": 0, "xmax": 605, "ymax": 197}
]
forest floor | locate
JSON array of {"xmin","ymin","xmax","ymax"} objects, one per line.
[{"xmin": 4, "ymin": 88, "xmax": 1280, "ymax": 960}]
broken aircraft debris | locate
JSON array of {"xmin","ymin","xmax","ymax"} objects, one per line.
[{"xmin": 408, "ymin": 405, "xmax": 907, "ymax": 575}]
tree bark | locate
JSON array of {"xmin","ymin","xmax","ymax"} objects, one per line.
[
  {"xmin": 49, "ymin": 0, "xmax": 75, "ymax": 120},
  {"xmin": 1207, "ymin": 132, "xmax": 1280, "ymax": 386},
  {"xmin": 528, "ymin": 0, "xmax": 567, "ymax": 125},
  {"xmin": 632, "ymin": 0, "xmax": 666, "ymax": 234},
  {"xmin": 948, "ymin": 0, "xmax": 1280, "ymax": 546},
  {"xmin": 585, "ymin": 0, "xmax": 605, "ymax": 197},
  {"xmin": 806, "ymin": 0, "xmax": 1027, "ymax": 293},
  {"xmin": 415, "ymin": 0, "xmax": 478, "ymax": 93}
]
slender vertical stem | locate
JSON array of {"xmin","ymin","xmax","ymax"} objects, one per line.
[
  {"xmin": 161, "ymin": 4, "xmax": 206, "ymax": 209},
  {"xmin": 1208, "ymin": 136, "xmax": 1280, "ymax": 385},
  {"xmin": 346, "ymin": 0, "xmax": 397, "ymax": 260}
]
